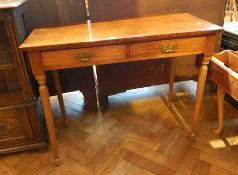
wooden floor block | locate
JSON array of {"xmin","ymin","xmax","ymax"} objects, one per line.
[{"xmin": 0, "ymin": 81, "xmax": 238, "ymax": 175}]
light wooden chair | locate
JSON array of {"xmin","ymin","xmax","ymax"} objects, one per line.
[
  {"xmin": 209, "ymin": 50, "xmax": 238, "ymax": 135},
  {"xmin": 226, "ymin": 0, "xmax": 238, "ymax": 21}
]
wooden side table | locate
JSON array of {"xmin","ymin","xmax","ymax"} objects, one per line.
[{"xmin": 19, "ymin": 13, "xmax": 223, "ymax": 165}]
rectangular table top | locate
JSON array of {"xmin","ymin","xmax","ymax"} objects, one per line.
[{"xmin": 19, "ymin": 13, "xmax": 223, "ymax": 51}]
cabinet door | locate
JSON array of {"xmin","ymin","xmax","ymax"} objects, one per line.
[
  {"xmin": 0, "ymin": 20, "xmax": 25, "ymax": 108},
  {"xmin": 0, "ymin": 107, "xmax": 34, "ymax": 148}
]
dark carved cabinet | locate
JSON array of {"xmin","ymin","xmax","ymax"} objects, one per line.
[
  {"xmin": 0, "ymin": 1, "xmax": 46, "ymax": 154},
  {"xmin": 88, "ymin": 0, "xmax": 225, "ymax": 111}
]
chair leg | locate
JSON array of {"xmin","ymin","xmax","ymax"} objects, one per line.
[
  {"xmin": 52, "ymin": 70, "xmax": 67, "ymax": 127},
  {"xmin": 232, "ymin": 0, "xmax": 238, "ymax": 21},
  {"xmin": 168, "ymin": 58, "xmax": 177, "ymax": 106},
  {"xmin": 214, "ymin": 86, "xmax": 225, "ymax": 135}
]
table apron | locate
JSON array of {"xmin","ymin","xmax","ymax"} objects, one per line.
[{"xmin": 41, "ymin": 36, "xmax": 206, "ymax": 70}]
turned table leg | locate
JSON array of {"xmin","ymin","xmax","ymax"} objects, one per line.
[
  {"xmin": 190, "ymin": 57, "xmax": 210, "ymax": 140},
  {"xmin": 168, "ymin": 58, "xmax": 177, "ymax": 106},
  {"xmin": 36, "ymin": 75, "xmax": 61, "ymax": 166},
  {"xmin": 52, "ymin": 70, "xmax": 67, "ymax": 127}
]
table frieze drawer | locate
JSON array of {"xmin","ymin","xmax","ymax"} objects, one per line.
[
  {"xmin": 41, "ymin": 45, "xmax": 127, "ymax": 70},
  {"xmin": 130, "ymin": 37, "xmax": 206, "ymax": 58}
]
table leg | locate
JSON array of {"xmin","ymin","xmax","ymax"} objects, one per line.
[
  {"xmin": 190, "ymin": 56, "xmax": 209, "ymax": 140},
  {"xmin": 214, "ymin": 86, "xmax": 225, "ymax": 135},
  {"xmin": 168, "ymin": 58, "xmax": 177, "ymax": 106},
  {"xmin": 36, "ymin": 75, "xmax": 61, "ymax": 166},
  {"xmin": 52, "ymin": 70, "xmax": 67, "ymax": 127}
]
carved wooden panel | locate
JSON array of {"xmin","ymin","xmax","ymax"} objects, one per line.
[
  {"xmin": 0, "ymin": 3, "xmax": 46, "ymax": 154},
  {"xmin": 0, "ymin": 21, "xmax": 21, "ymax": 93},
  {"xmin": 0, "ymin": 108, "xmax": 34, "ymax": 148},
  {"xmin": 0, "ymin": 22, "xmax": 14, "ymax": 65},
  {"xmin": 2, "ymin": 68, "xmax": 21, "ymax": 91}
]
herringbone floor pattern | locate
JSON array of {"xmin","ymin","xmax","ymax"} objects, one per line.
[{"xmin": 1, "ymin": 81, "xmax": 238, "ymax": 175}]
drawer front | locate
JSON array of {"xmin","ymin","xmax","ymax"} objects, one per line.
[
  {"xmin": 130, "ymin": 37, "xmax": 206, "ymax": 58},
  {"xmin": 209, "ymin": 60, "xmax": 238, "ymax": 101},
  {"xmin": 41, "ymin": 45, "xmax": 127, "ymax": 70},
  {"xmin": 0, "ymin": 107, "xmax": 34, "ymax": 148}
]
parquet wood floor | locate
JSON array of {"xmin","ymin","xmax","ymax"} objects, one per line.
[{"xmin": 1, "ymin": 81, "xmax": 238, "ymax": 175}]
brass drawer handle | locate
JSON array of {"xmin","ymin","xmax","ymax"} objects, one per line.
[
  {"xmin": 160, "ymin": 43, "xmax": 178, "ymax": 54},
  {"xmin": 75, "ymin": 51, "xmax": 95, "ymax": 61}
]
